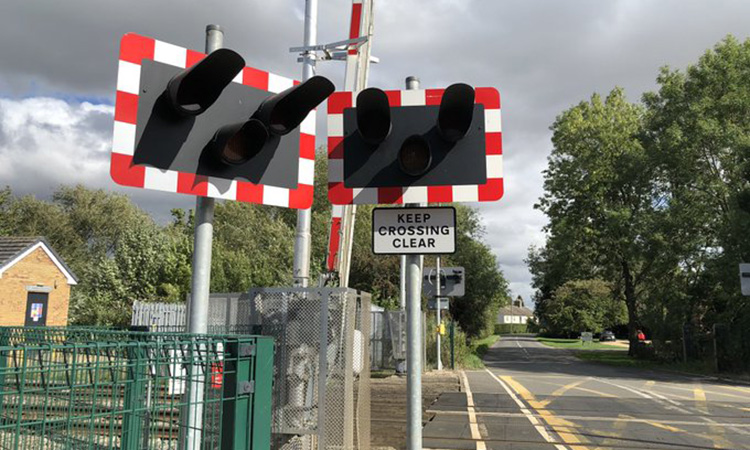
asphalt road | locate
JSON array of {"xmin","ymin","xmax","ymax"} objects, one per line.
[{"xmin": 423, "ymin": 335, "xmax": 750, "ymax": 450}]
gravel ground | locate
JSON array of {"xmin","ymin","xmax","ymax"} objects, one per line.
[{"xmin": 370, "ymin": 371, "xmax": 460, "ymax": 450}]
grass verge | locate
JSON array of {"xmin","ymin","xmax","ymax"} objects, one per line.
[
  {"xmin": 575, "ymin": 350, "xmax": 721, "ymax": 377},
  {"xmin": 461, "ymin": 334, "xmax": 500, "ymax": 369},
  {"xmin": 537, "ymin": 336, "xmax": 620, "ymax": 350}
]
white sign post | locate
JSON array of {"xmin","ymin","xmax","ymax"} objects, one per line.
[{"xmin": 372, "ymin": 207, "xmax": 456, "ymax": 254}]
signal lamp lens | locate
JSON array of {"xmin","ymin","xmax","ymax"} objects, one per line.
[
  {"xmin": 220, "ymin": 119, "xmax": 268, "ymax": 165},
  {"xmin": 398, "ymin": 135, "xmax": 431, "ymax": 176}
]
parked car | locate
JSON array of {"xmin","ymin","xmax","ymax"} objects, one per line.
[{"xmin": 599, "ymin": 331, "xmax": 616, "ymax": 342}]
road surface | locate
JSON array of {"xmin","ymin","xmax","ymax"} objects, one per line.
[{"xmin": 423, "ymin": 335, "xmax": 750, "ymax": 450}]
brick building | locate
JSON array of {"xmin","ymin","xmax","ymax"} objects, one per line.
[{"xmin": 0, "ymin": 237, "xmax": 78, "ymax": 326}]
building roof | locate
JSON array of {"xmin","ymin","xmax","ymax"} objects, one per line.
[
  {"xmin": 0, "ymin": 236, "xmax": 78, "ymax": 285},
  {"xmin": 497, "ymin": 305, "xmax": 534, "ymax": 318}
]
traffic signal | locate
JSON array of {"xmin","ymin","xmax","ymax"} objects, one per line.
[
  {"xmin": 112, "ymin": 33, "xmax": 334, "ymax": 208},
  {"xmin": 423, "ymin": 266, "xmax": 465, "ymax": 297},
  {"xmin": 327, "ymin": 84, "xmax": 503, "ymax": 205}
]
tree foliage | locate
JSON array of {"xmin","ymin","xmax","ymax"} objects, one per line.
[
  {"xmin": 532, "ymin": 35, "xmax": 750, "ymax": 367},
  {"xmin": 544, "ymin": 279, "xmax": 626, "ymax": 336},
  {"xmin": 535, "ymin": 87, "xmax": 654, "ymax": 354},
  {"xmin": 0, "ymin": 154, "xmax": 509, "ymax": 334}
]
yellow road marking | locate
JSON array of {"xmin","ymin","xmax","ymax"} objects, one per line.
[
  {"xmin": 501, "ymin": 375, "xmax": 591, "ymax": 450},
  {"xmin": 701, "ymin": 390, "xmax": 750, "ymax": 401},
  {"xmin": 626, "ymin": 413, "xmax": 735, "ymax": 449},
  {"xmin": 656, "ymin": 382, "xmax": 750, "ymax": 400},
  {"xmin": 592, "ymin": 414, "xmax": 629, "ymax": 450},
  {"xmin": 693, "ymin": 386, "xmax": 736, "ymax": 448},
  {"xmin": 694, "ymin": 387, "xmax": 708, "ymax": 413},
  {"xmin": 536, "ymin": 380, "xmax": 588, "ymax": 407},
  {"xmin": 568, "ymin": 385, "xmax": 618, "ymax": 398},
  {"xmin": 638, "ymin": 417, "xmax": 683, "ymax": 433},
  {"xmin": 718, "ymin": 384, "xmax": 750, "ymax": 394},
  {"xmin": 483, "ymin": 370, "xmax": 568, "ymax": 450},
  {"xmin": 645, "ymin": 380, "xmax": 655, "ymax": 387},
  {"xmin": 533, "ymin": 379, "xmax": 617, "ymax": 399}
]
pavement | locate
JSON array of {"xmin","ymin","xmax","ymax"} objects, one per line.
[
  {"xmin": 422, "ymin": 334, "xmax": 750, "ymax": 450},
  {"xmin": 371, "ymin": 371, "xmax": 462, "ymax": 450}
]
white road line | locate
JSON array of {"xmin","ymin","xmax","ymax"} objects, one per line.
[
  {"xmin": 483, "ymin": 368, "xmax": 568, "ymax": 450},
  {"xmin": 514, "ymin": 338, "xmax": 531, "ymax": 357},
  {"xmin": 592, "ymin": 377, "xmax": 655, "ymax": 400},
  {"xmin": 591, "ymin": 377, "xmax": 750, "ymax": 437},
  {"xmin": 424, "ymin": 409, "xmax": 750, "ymax": 428},
  {"xmin": 459, "ymin": 370, "xmax": 487, "ymax": 450}
]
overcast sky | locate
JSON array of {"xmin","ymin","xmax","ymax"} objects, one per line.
[{"xmin": 1, "ymin": 0, "xmax": 749, "ymax": 303}]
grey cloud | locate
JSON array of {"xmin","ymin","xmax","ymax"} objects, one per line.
[
  {"xmin": 0, "ymin": 106, "xmax": 4, "ymax": 147},
  {"xmin": 2, "ymin": 0, "xmax": 750, "ymax": 302}
]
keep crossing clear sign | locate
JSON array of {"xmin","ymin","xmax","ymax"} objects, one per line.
[{"xmin": 372, "ymin": 206, "xmax": 456, "ymax": 254}]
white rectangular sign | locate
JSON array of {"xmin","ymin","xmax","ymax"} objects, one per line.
[
  {"xmin": 740, "ymin": 264, "xmax": 750, "ymax": 296},
  {"xmin": 372, "ymin": 207, "xmax": 456, "ymax": 255}
]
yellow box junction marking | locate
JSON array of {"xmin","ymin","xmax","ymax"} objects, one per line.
[{"xmin": 500, "ymin": 374, "xmax": 591, "ymax": 450}]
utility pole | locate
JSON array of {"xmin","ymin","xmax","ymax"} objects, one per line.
[
  {"xmin": 292, "ymin": 0, "xmax": 318, "ymax": 287},
  {"xmin": 405, "ymin": 74, "xmax": 423, "ymax": 450}
]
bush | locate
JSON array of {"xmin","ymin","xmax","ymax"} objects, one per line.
[
  {"xmin": 494, "ymin": 323, "xmax": 528, "ymax": 334},
  {"xmin": 425, "ymin": 316, "xmax": 475, "ymax": 369},
  {"xmin": 633, "ymin": 342, "xmax": 656, "ymax": 360}
]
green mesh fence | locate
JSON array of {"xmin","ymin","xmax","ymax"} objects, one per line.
[{"xmin": 0, "ymin": 328, "xmax": 274, "ymax": 450}]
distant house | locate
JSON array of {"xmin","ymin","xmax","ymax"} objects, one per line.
[
  {"xmin": 0, "ymin": 237, "xmax": 78, "ymax": 327},
  {"xmin": 496, "ymin": 295, "xmax": 534, "ymax": 325}
]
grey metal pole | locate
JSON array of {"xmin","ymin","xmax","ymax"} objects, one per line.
[
  {"xmin": 436, "ymin": 256, "xmax": 442, "ymax": 370},
  {"xmin": 404, "ymin": 75, "xmax": 423, "ymax": 450},
  {"xmin": 292, "ymin": 0, "xmax": 318, "ymax": 287},
  {"xmin": 183, "ymin": 24, "xmax": 222, "ymax": 450},
  {"xmin": 187, "ymin": 25, "xmax": 222, "ymax": 334},
  {"xmin": 188, "ymin": 195, "xmax": 215, "ymax": 334},
  {"xmin": 400, "ymin": 255, "xmax": 406, "ymax": 309},
  {"xmin": 406, "ymin": 253, "xmax": 422, "ymax": 450}
]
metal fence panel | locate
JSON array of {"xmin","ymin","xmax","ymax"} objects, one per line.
[
  {"xmin": 0, "ymin": 329, "xmax": 274, "ymax": 450},
  {"xmin": 244, "ymin": 288, "xmax": 370, "ymax": 450},
  {"xmin": 132, "ymin": 289, "xmax": 371, "ymax": 450},
  {"xmin": 370, "ymin": 312, "xmax": 394, "ymax": 371}
]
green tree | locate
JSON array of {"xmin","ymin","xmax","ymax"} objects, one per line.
[
  {"xmin": 537, "ymin": 88, "xmax": 656, "ymax": 354},
  {"xmin": 443, "ymin": 206, "xmax": 509, "ymax": 338},
  {"xmin": 642, "ymin": 35, "xmax": 750, "ymax": 359},
  {"xmin": 71, "ymin": 224, "xmax": 188, "ymax": 326},
  {"xmin": 545, "ymin": 279, "xmax": 626, "ymax": 336},
  {"xmin": 0, "ymin": 187, "xmax": 12, "ymax": 235},
  {"xmin": 209, "ymin": 200, "xmax": 295, "ymax": 291}
]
